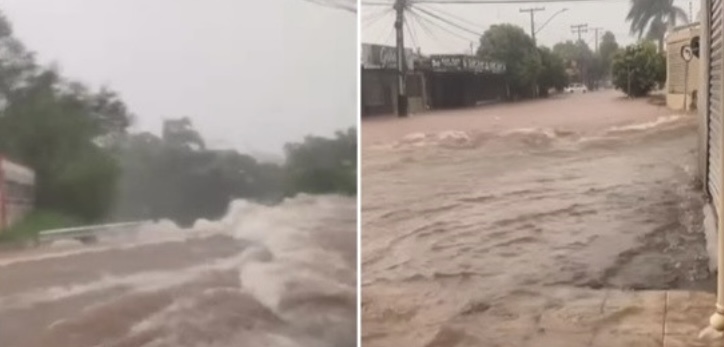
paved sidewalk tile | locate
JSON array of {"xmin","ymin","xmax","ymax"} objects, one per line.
[
  {"xmin": 665, "ymin": 305, "xmax": 712, "ymax": 336},
  {"xmin": 539, "ymin": 305, "xmax": 609, "ymax": 334},
  {"xmin": 664, "ymin": 334, "xmax": 724, "ymax": 347},
  {"xmin": 524, "ymin": 331, "xmax": 594, "ymax": 347},
  {"xmin": 666, "ymin": 291, "xmax": 715, "ymax": 310},
  {"xmin": 605, "ymin": 290, "xmax": 667, "ymax": 313},
  {"xmin": 590, "ymin": 332, "xmax": 663, "ymax": 347}
]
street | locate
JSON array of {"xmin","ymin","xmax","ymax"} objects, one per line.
[
  {"xmin": 361, "ymin": 91, "xmax": 711, "ymax": 346},
  {"xmin": 0, "ymin": 195, "xmax": 357, "ymax": 347}
]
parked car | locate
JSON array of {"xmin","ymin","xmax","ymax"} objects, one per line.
[{"xmin": 564, "ymin": 83, "xmax": 588, "ymax": 93}]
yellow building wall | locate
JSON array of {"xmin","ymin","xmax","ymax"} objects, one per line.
[{"xmin": 666, "ymin": 24, "xmax": 700, "ymax": 111}]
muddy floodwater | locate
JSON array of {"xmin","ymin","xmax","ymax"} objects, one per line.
[
  {"xmin": 362, "ymin": 92, "xmax": 712, "ymax": 346},
  {"xmin": 0, "ymin": 195, "xmax": 356, "ymax": 347}
]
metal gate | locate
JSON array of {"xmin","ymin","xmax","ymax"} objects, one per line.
[{"xmin": 708, "ymin": 0, "xmax": 724, "ymax": 219}]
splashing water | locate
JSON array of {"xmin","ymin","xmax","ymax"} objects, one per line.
[{"xmin": 0, "ymin": 194, "xmax": 356, "ymax": 347}]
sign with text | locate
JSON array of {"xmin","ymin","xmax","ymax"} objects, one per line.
[
  {"xmin": 429, "ymin": 55, "xmax": 505, "ymax": 74},
  {"xmin": 361, "ymin": 43, "xmax": 415, "ymax": 70}
]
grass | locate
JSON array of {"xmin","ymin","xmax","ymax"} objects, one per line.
[{"xmin": 0, "ymin": 210, "xmax": 82, "ymax": 244}]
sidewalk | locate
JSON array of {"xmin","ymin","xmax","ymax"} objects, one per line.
[{"xmin": 532, "ymin": 290, "xmax": 718, "ymax": 347}]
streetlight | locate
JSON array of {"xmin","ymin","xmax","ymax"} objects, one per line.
[{"xmin": 535, "ymin": 8, "xmax": 568, "ymax": 36}]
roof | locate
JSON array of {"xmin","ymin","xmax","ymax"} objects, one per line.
[
  {"xmin": 361, "ymin": 43, "xmax": 418, "ymax": 70},
  {"xmin": 0, "ymin": 157, "xmax": 34, "ymax": 185},
  {"xmin": 666, "ymin": 22, "xmax": 701, "ymax": 43}
]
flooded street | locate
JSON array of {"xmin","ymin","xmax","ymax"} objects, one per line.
[
  {"xmin": 0, "ymin": 195, "xmax": 356, "ymax": 347},
  {"xmin": 362, "ymin": 91, "xmax": 712, "ymax": 346}
]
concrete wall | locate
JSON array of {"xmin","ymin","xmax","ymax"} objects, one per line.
[
  {"xmin": 666, "ymin": 24, "xmax": 701, "ymax": 112},
  {"xmin": 361, "ymin": 68, "xmax": 428, "ymax": 117}
]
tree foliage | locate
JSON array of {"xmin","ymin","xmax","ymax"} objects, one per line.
[
  {"xmin": 0, "ymin": 9, "xmax": 357, "ymax": 229},
  {"xmin": 113, "ymin": 121, "xmax": 357, "ymax": 227},
  {"xmin": 626, "ymin": 0, "xmax": 688, "ymax": 52},
  {"xmin": 553, "ymin": 40, "xmax": 594, "ymax": 85},
  {"xmin": 612, "ymin": 41, "xmax": 666, "ymax": 97},
  {"xmin": 599, "ymin": 31, "xmax": 620, "ymax": 77},
  {"xmin": 478, "ymin": 24, "xmax": 542, "ymax": 99},
  {"xmin": 537, "ymin": 47, "xmax": 568, "ymax": 96}
]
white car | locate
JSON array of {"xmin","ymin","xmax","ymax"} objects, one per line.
[{"xmin": 565, "ymin": 84, "xmax": 588, "ymax": 93}]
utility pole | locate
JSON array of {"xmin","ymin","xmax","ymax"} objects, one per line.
[
  {"xmin": 571, "ymin": 24, "xmax": 588, "ymax": 42},
  {"xmin": 520, "ymin": 7, "xmax": 545, "ymax": 45},
  {"xmin": 394, "ymin": 0, "xmax": 408, "ymax": 117},
  {"xmin": 592, "ymin": 27, "xmax": 603, "ymax": 53}
]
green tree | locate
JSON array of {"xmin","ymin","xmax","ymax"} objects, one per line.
[
  {"xmin": 112, "ymin": 124, "xmax": 357, "ymax": 227},
  {"xmin": 626, "ymin": 0, "xmax": 688, "ymax": 52},
  {"xmin": 537, "ymin": 47, "xmax": 568, "ymax": 96},
  {"xmin": 162, "ymin": 117, "xmax": 206, "ymax": 150},
  {"xmin": 477, "ymin": 24, "xmax": 542, "ymax": 99},
  {"xmin": 0, "ymin": 10, "xmax": 134, "ymax": 222},
  {"xmin": 284, "ymin": 127, "xmax": 357, "ymax": 196},
  {"xmin": 553, "ymin": 40, "xmax": 594, "ymax": 85},
  {"xmin": 0, "ymin": 7, "xmax": 358, "ymax": 232},
  {"xmin": 0, "ymin": 69, "xmax": 128, "ymax": 221},
  {"xmin": 612, "ymin": 41, "xmax": 665, "ymax": 97},
  {"xmin": 599, "ymin": 31, "xmax": 620, "ymax": 76}
]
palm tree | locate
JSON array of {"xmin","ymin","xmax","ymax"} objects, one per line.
[{"xmin": 626, "ymin": 0, "xmax": 689, "ymax": 52}]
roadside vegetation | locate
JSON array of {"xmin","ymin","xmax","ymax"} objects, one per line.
[
  {"xmin": 476, "ymin": 24, "xmax": 620, "ymax": 100},
  {"xmin": 0, "ymin": 211, "xmax": 81, "ymax": 244},
  {"xmin": 0, "ymin": 10, "xmax": 357, "ymax": 242},
  {"xmin": 475, "ymin": 5, "xmax": 679, "ymax": 101},
  {"xmin": 612, "ymin": 41, "xmax": 667, "ymax": 97}
]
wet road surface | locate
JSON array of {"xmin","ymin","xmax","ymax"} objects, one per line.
[
  {"xmin": 361, "ymin": 91, "xmax": 711, "ymax": 346},
  {"xmin": 0, "ymin": 195, "xmax": 356, "ymax": 347}
]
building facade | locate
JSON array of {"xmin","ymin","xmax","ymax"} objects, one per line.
[
  {"xmin": 360, "ymin": 43, "xmax": 426, "ymax": 117},
  {"xmin": 0, "ymin": 156, "xmax": 35, "ymax": 231},
  {"xmin": 417, "ymin": 54, "xmax": 507, "ymax": 109},
  {"xmin": 666, "ymin": 23, "xmax": 701, "ymax": 111}
]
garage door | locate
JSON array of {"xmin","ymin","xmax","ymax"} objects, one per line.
[{"xmin": 709, "ymin": 0, "xmax": 724, "ymax": 218}]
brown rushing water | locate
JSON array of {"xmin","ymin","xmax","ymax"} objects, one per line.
[
  {"xmin": 0, "ymin": 195, "xmax": 356, "ymax": 347},
  {"xmin": 362, "ymin": 92, "xmax": 711, "ymax": 347}
]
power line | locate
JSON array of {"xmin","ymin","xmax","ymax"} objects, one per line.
[
  {"xmin": 302, "ymin": 0, "xmax": 357, "ymax": 13},
  {"xmin": 519, "ymin": 7, "xmax": 545, "ymax": 44},
  {"xmin": 383, "ymin": 21, "xmax": 397, "ymax": 44},
  {"xmin": 404, "ymin": 12, "xmax": 421, "ymax": 51},
  {"xmin": 413, "ymin": 0, "xmax": 626, "ymax": 4},
  {"xmin": 591, "ymin": 26, "xmax": 604, "ymax": 51},
  {"xmin": 363, "ymin": 8, "xmax": 394, "ymax": 27},
  {"xmin": 409, "ymin": 8, "xmax": 477, "ymax": 42},
  {"xmin": 415, "ymin": 4, "xmax": 486, "ymax": 32},
  {"xmin": 571, "ymin": 23, "xmax": 588, "ymax": 41},
  {"xmin": 408, "ymin": 9, "xmax": 468, "ymax": 52},
  {"xmin": 362, "ymin": 0, "xmax": 395, "ymax": 5},
  {"xmin": 413, "ymin": 6, "xmax": 484, "ymax": 37}
]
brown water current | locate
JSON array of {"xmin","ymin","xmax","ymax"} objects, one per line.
[
  {"xmin": 0, "ymin": 194, "xmax": 356, "ymax": 347},
  {"xmin": 362, "ymin": 106, "xmax": 711, "ymax": 346}
]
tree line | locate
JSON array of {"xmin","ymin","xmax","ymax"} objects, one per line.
[
  {"xmin": 476, "ymin": 24, "xmax": 620, "ymax": 99},
  {"xmin": 477, "ymin": 0, "xmax": 691, "ymax": 99},
  {"xmin": 476, "ymin": 21, "xmax": 669, "ymax": 99},
  {"xmin": 0, "ymin": 10, "xmax": 356, "ymax": 235}
]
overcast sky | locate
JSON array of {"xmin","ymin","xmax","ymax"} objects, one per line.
[
  {"xmin": 0, "ymin": 0, "xmax": 356, "ymax": 156},
  {"xmin": 362, "ymin": 0, "xmax": 699, "ymax": 55}
]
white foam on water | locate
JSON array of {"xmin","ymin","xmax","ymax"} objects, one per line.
[
  {"xmin": 3, "ymin": 195, "xmax": 355, "ymax": 347},
  {"xmin": 112, "ymin": 195, "xmax": 355, "ymax": 347},
  {"xmin": 0, "ymin": 252, "xmax": 248, "ymax": 310},
  {"xmin": 607, "ymin": 115, "xmax": 684, "ymax": 133}
]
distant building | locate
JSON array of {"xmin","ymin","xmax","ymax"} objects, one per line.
[
  {"xmin": 416, "ymin": 54, "xmax": 507, "ymax": 109},
  {"xmin": 0, "ymin": 156, "xmax": 35, "ymax": 231},
  {"xmin": 665, "ymin": 23, "xmax": 700, "ymax": 111},
  {"xmin": 361, "ymin": 44, "xmax": 508, "ymax": 116},
  {"xmin": 360, "ymin": 43, "xmax": 427, "ymax": 117}
]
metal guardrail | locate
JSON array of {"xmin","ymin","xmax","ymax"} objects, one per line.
[{"xmin": 36, "ymin": 221, "xmax": 151, "ymax": 245}]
